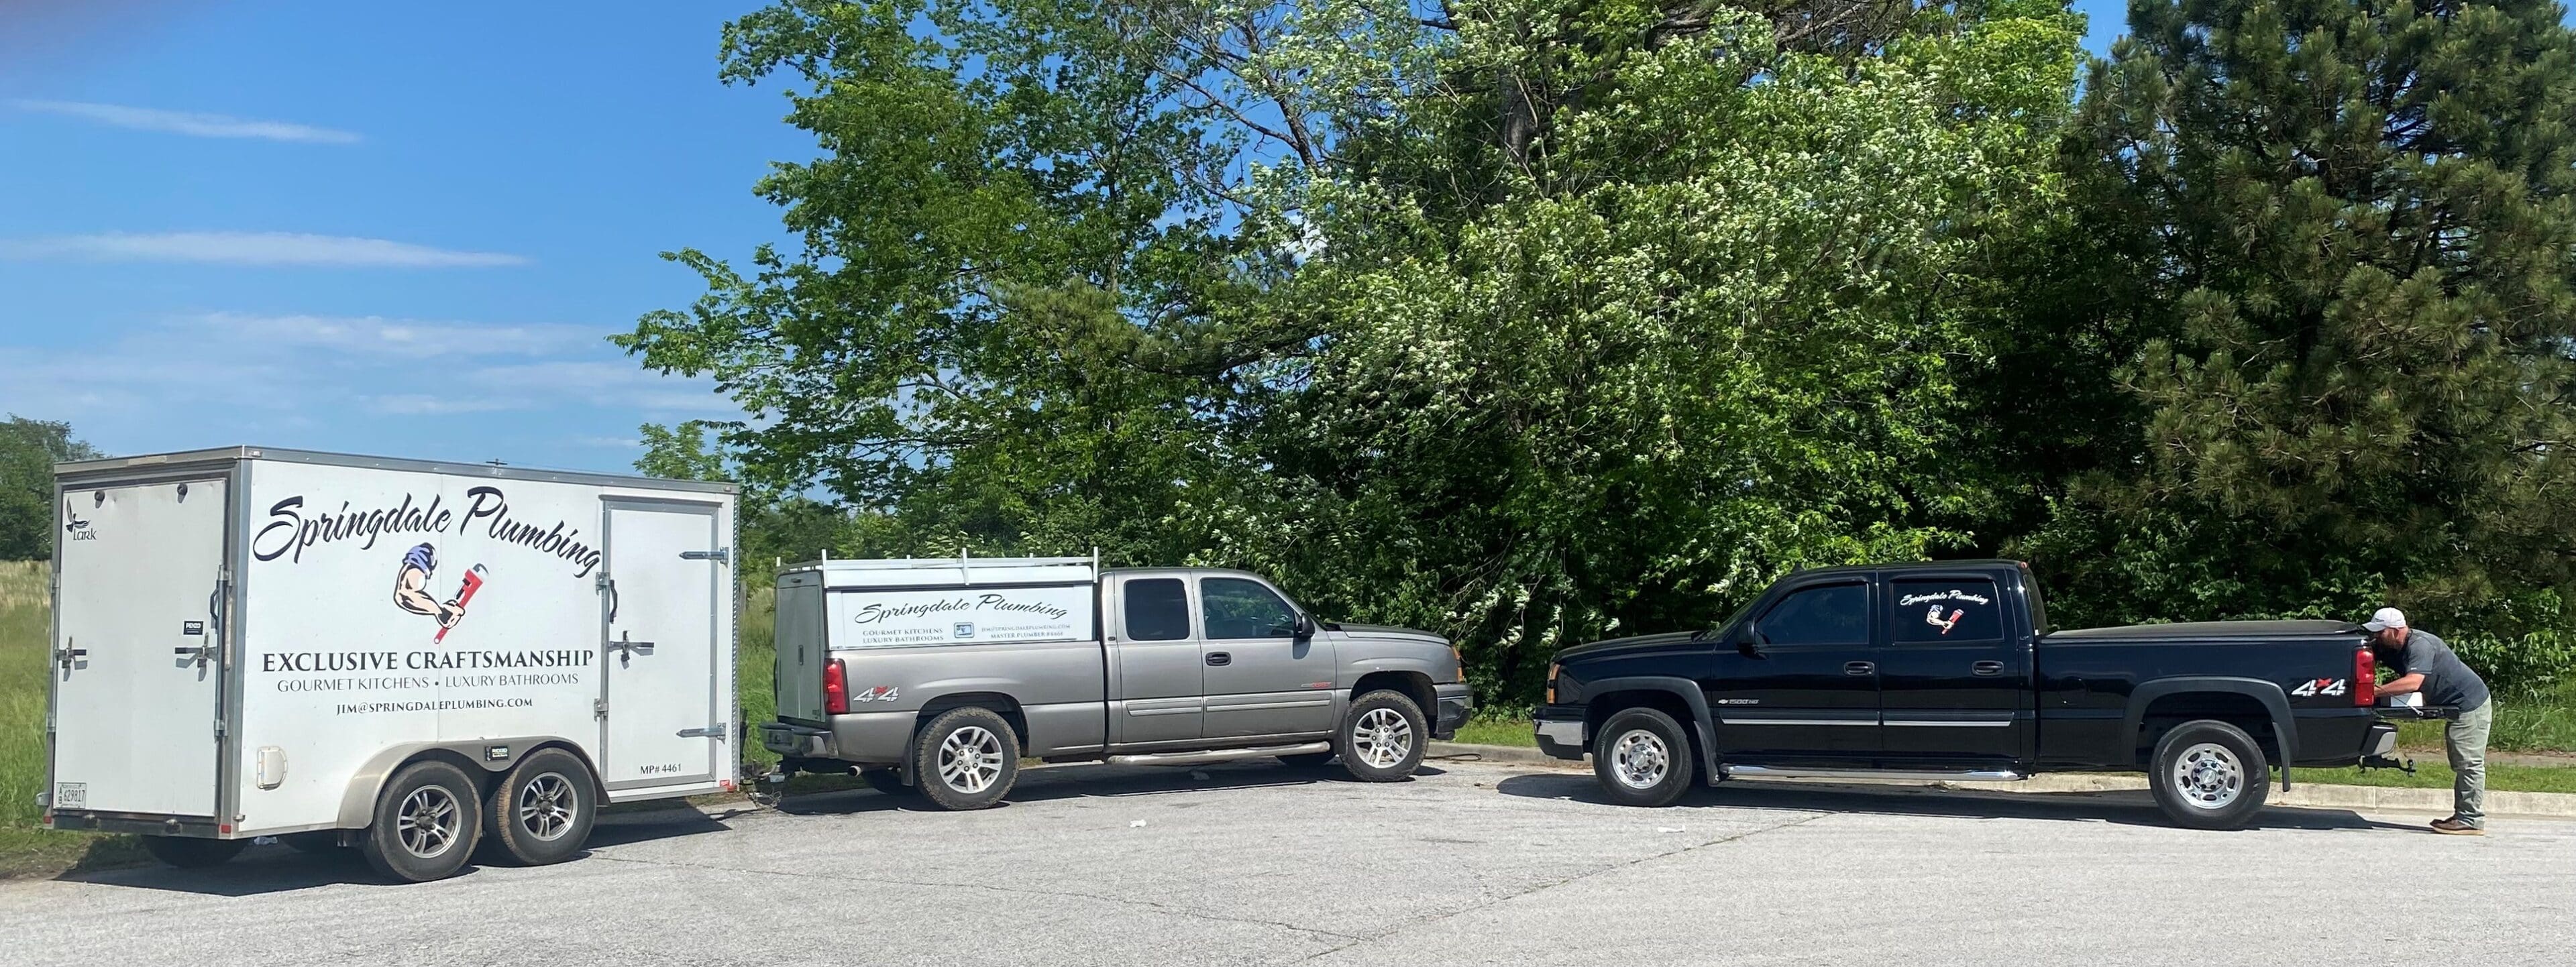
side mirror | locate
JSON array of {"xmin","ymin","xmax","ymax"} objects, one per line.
[
  {"xmin": 1734, "ymin": 625, "xmax": 1768, "ymax": 657},
  {"xmin": 1293, "ymin": 613, "xmax": 1316, "ymax": 638}
]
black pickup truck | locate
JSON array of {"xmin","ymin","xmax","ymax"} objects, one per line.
[{"xmin": 1532, "ymin": 561, "xmax": 2405, "ymax": 828}]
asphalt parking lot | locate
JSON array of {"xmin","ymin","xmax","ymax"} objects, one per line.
[{"xmin": 2, "ymin": 758, "xmax": 2571, "ymax": 967}]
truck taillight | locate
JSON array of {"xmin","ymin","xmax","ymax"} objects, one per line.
[
  {"xmin": 824, "ymin": 658, "xmax": 851, "ymax": 715},
  {"xmin": 2354, "ymin": 646, "xmax": 2375, "ymax": 707},
  {"xmin": 1546, "ymin": 663, "xmax": 1560, "ymax": 704}
]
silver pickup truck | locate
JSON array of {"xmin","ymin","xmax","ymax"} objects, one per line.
[{"xmin": 757, "ymin": 556, "xmax": 1472, "ymax": 809}]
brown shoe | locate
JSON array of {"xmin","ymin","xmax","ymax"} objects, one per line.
[{"xmin": 2430, "ymin": 817, "xmax": 2485, "ymax": 836}]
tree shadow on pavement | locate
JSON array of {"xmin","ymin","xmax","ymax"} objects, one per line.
[{"xmin": 1491, "ymin": 771, "xmax": 2420, "ymax": 832}]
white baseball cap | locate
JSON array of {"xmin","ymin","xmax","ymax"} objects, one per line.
[{"xmin": 2363, "ymin": 607, "xmax": 2408, "ymax": 632}]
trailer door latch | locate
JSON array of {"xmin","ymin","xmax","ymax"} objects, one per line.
[
  {"xmin": 677, "ymin": 726, "xmax": 729, "ymax": 740},
  {"xmin": 680, "ymin": 548, "xmax": 731, "ymax": 563}
]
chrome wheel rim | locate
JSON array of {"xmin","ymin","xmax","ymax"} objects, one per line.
[
  {"xmin": 396, "ymin": 786, "xmax": 463, "ymax": 858},
  {"xmin": 516, "ymin": 772, "xmax": 578, "ymax": 842},
  {"xmin": 939, "ymin": 726, "xmax": 1006, "ymax": 794},
  {"xmin": 1352, "ymin": 707, "xmax": 1413, "ymax": 769},
  {"xmin": 2172, "ymin": 742, "xmax": 2243, "ymax": 809},
  {"xmin": 1610, "ymin": 729, "xmax": 1670, "ymax": 790}
]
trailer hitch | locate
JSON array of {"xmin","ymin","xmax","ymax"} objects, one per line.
[{"xmin": 2361, "ymin": 754, "xmax": 2416, "ymax": 777}]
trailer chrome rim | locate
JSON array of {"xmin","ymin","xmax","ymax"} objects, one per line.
[
  {"xmin": 2172, "ymin": 742, "xmax": 2243, "ymax": 809},
  {"xmin": 1352, "ymin": 707, "xmax": 1414, "ymax": 769},
  {"xmin": 515, "ymin": 773, "xmax": 578, "ymax": 842},
  {"xmin": 396, "ymin": 786, "xmax": 464, "ymax": 858},
  {"xmin": 939, "ymin": 726, "xmax": 1006, "ymax": 794},
  {"xmin": 1610, "ymin": 729, "xmax": 1670, "ymax": 789}
]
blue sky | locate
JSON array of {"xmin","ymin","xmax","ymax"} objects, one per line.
[{"xmin": 0, "ymin": 1, "xmax": 2134, "ymax": 475}]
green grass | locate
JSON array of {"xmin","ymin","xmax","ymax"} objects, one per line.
[
  {"xmin": 2284, "ymin": 762, "xmax": 2576, "ymax": 795},
  {"xmin": 1448, "ymin": 714, "xmax": 1538, "ymax": 748}
]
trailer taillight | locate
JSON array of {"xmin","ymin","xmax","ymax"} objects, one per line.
[
  {"xmin": 824, "ymin": 658, "xmax": 851, "ymax": 715},
  {"xmin": 2354, "ymin": 645, "xmax": 2375, "ymax": 707}
]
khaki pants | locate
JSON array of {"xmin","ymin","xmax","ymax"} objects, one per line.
[{"xmin": 2447, "ymin": 701, "xmax": 2492, "ymax": 828}]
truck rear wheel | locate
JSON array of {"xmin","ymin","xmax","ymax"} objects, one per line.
[
  {"xmin": 911, "ymin": 707, "xmax": 1020, "ymax": 810},
  {"xmin": 1336, "ymin": 690, "xmax": 1428, "ymax": 781},
  {"xmin": 482, "ymin": 748, "xmax": 596, "ymax": 866},
  {"xmin": 1592, "ymin": 707, "xmax": 1696, "ymax": 807},
  {"xmin": 141, "ymin": 835, "xmax": 248, "ymax": 868},
  {"xmin": 358, "ymin": 760, "xmax": 484, "ymax": 883},
  {"xmin": 2149, "ymin": 720, "xmax": 2271, "ymax": 830}
]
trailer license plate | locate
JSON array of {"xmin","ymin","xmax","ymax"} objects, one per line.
[{"xmin": 53, "ymin": 783, "xmax": 85, "ymax": 809}]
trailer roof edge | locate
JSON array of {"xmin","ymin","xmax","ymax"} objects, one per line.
[{"xmin": 54, "ymin": 445, "xmax": 741, "ymax": 495}]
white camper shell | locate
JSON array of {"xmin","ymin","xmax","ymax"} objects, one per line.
[{"xmin": 43, "ymin": 447, "xmax": 739, "ymax": 880}]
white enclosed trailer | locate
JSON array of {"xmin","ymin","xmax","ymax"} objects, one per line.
[{"xmin": 42, "ymin": 447, "xmax": 739, "ymax": 881}]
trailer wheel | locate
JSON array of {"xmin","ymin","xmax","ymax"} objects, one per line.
[
  {"xmin": 910, "ymin": 707, "xmax": 1020, "ymax": 811},
  {"xmin": 141, "ymin": 836, "xmax": 247, "ymax": 868},
  {"xmin": 358, "ymin": 760, "xmax": 484, "ymax": 883},
  {"xmin": 2149, "ymin": 720, "xmax": 2270, "ymax": 830},
  {"xmin": 1336, "ymin": 690, "xmax": 1428, "ymax": 782},
  {"xmin": 483, "ymin": 748, "xmax": 596, "ymax": 866}
]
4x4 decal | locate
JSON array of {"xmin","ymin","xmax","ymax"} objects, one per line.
[{"xmin": 2288, "ymin": 677, "xmax": 2348, "ymax": 697}]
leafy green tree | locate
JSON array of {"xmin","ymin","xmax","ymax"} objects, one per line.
[
  {"xmin": 0, "ymin": 416, "xmax": 105, "ymax": 561},
  {"xmin": 2031, "ymin": 0, "xmax": 2576, "ymax": 640}
]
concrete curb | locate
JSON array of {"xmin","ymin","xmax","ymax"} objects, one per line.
[{"xmin": 1425, "ymin": 742, "xmax": 2576, "ymax": 819}]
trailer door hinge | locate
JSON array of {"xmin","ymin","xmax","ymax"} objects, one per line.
[
  {"xmin": 593, "ymin": 698, "xmax": 608, "ymax": 720},
  {"xmin": 681, "ymin": 547, "xmax": 731, "ymax": 563},
  {"xmin": 213, "ymin": 720, "xmax": 226, "ymax": 738}
]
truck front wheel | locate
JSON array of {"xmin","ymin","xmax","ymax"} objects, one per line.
[
  {"xmin": 1592, "ymin": 707, "xmax": 1696, "ymax": 807},
  {"xmin": 358, "ymin": 760, "xmax": 484, "ymax": 883},
  {"xmin": 140, "ymin": 835, "xmax": 248, "ymax": 868},
  {"xmin": 483, "ymin": 748, "xmax": 596, "ymax": 866},
  {"xmin": 911, "ymin": 707, "xmax": 1021, "ymax": 810},
  {"xmin": 2149, "ymin": 720, "xmax": 2271, "ymax": 830},
  {"xmin": 1336, "ymin": 690, "xmax": 1428, "ymax": 781}
]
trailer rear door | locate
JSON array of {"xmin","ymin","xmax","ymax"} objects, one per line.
[
  {"xmin": 600, "ymin": 499, "xmax": 727, "ymax": 790},
  {"xmin": 50, "ymin": 477, "xmax": 229, "ymax": 818}
]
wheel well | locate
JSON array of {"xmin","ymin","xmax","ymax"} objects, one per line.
[
  {"xmin": 916, "ymin": 692, "xmax": 1030, "ymax": 748},
  {"xmin": 2138, "ymin": 692, "xmax": 2281, "ymax": 765},
  {"xmin": 1352, "ymin": 671, "xmax": 1434, "ymax": 716},
  {"xmin": 1585, "ymin": 689, "xmax": 1704, "ymax": 763}
]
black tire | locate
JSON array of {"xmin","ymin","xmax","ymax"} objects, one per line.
[
  {"xmin": 482, "ymin": 748, "xmax": 596, "ymax": 866},
  {"xmin": 2149, "ymin": 719, "xmax": 2271, "ymax": 830},
  {"xmin": 1278, "ymin": 752, "xmax": 1337, "ymax": 767},
  {"xmin": 910, "ymin": 707, "xmax": 1020, "ymax": 811},
  {"xmin": 861, "ymin": 768, "xmax": 914, "ymax": 797},
  {"xmin": 358, "ymin": 760, "xmax": 484, "ymax": 883},
  {"xmin": 1592, "ymin": 706, "xmax": 1697, "ymax": 807},
  {"xmin": 280, "ymin": 832, "xmax": 345, "ymax": 856},
  {"xmin": 140, "ymin": 835, "xmax": 247, "ymax": 868},
  {"xmin": 1336, "ymin": 690, "xmax": 1429, "ymax": 782}
]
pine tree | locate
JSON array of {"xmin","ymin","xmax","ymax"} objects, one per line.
[{"xmin": 2035, "ymin": 0, "xmax": 2576, "ymax": 636}]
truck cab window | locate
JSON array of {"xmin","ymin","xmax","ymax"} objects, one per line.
[
  {"xmin": 1201, "ymin": 577, "xmax": 1297, "ymax": 639},
  {"xmin": 1756, "ymin": 583, "xmax": 1868, "ymax": 645},
  {"xmin": 1124, "ymin": 578, "xmax": 1192, "ymax": 641},
  {"xmin": 1890, "ymin": 578, "xmax": 2003, "ymax": 642}
]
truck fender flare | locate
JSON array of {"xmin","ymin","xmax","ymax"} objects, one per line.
[
  {"xmin": 335, "ymin": 736, "xmax": 593, "ymax": 828},
  {"xmin": 1584, "ymin": 676, "xmax": 1719, "ymax": 779},
  {"xmin": 2121, "ymin": 678, "xmax": 2297, "ymax": 791}
]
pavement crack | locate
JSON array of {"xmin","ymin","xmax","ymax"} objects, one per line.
[
  {"xmin": 584, "ymin": 851, "xmax": 1365, "ymax": 943},
  {"xmin": 1285, "ymin": 810, "xmax": 1833, "ymax": 964}
]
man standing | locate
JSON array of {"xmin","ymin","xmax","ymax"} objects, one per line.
[{"xmin": 2365, "ymin": 608, "xmax": 2493, "ymax": 835}]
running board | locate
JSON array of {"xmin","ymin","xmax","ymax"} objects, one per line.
[
  {"xmin": 1721, "ymin": 765, "xmax": 2025, "ymax": 783},
  {"xmin": 1106, "ymin": 742, "xmax": 1330, "ymax": 767}
]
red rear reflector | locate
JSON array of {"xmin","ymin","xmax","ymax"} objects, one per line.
[
  {"xmin": 2354, "ymin": 646, "xmax": 2376, "ymax": 706},
  {"xmin": 823, "ymin": 658, "xmax": 851, "ymax": 715},
  {"xmin": 219, "ymin": 824, "xmax": 231, "ymax": 834}
]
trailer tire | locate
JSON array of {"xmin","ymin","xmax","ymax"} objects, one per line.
[
  {"xmin": 910, "ymin": 707, "xmax": 1020, "ymax": 811},
  {"xmin": 482, "ymin": 748, "xmax": 596, "ymax": 866},
  {"xmin": 358, "ymin": 760, "xmax": 484, "ymax": 883},
  {"xmin": 861, "ymin": 769, "xmax": 914, "ymax": 797},
  {"xmin": 2149, "ymin": 719, "xmax": 2270, "ymax": 830},
  {"xmin": 1336, "ymin": 690, "xmax": 1428, "ymax": 782},
  {"xmin": 141, "ymin": 835, "xmax": 247, "ymax": 868}
]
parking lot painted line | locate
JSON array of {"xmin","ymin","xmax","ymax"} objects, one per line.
[{"xmin": 0, "ymin": 760, "xmax": 2568, "ymax": 967}]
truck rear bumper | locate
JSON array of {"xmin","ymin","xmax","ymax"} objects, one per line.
[
  {"xmin": 759, "ymin": 720, "xmax": 837, "ymax": 760},
  {"xmin": 1434, "ymin": 683, "xmax": 1473, "ymax": 740}
]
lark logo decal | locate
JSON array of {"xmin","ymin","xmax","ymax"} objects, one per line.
[
  {"xmin": 2290, "ymin": 678, "xmax": 2349, "ymax": 697},
  {"xmin": 62, "ymin": 500, "xmax": 97, "ymax": 541}
]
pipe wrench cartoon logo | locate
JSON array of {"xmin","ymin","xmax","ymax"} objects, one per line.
[
  {"xmin": 1925, "ymin": 605, "xmax": 1964, "ymax": 635},
  {"xmin": 393, "ymin": 543, "xmax": 488, "ymax": 640}
]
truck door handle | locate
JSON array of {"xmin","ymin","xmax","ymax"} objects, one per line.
[
  {"xmin": 1845, "ymin": 661, "xmax": 1874, "ymax": 676},
  {"xmin": 1205, "ymin": 652, "xmax": 1232, "ymax": 667},
  {"xmin": 1973, "ymin": 661, "xmax": 2005, "ymax": 676}
]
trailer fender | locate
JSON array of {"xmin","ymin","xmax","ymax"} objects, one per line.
[
  {"xmin": 335, "ymin": 737, "xmax": 592, "ymax": 828},
  {"xmin": 2121, "ymin": 678, "xmax": 2298, "ymax": 791}
]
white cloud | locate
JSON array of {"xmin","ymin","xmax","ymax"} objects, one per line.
[
  {"xmin": 363, "ymin": 394, "xmax": 519, "ymax": 416},
  {"xmin": 0, "ymin": 231, "xmax": 528, "ymax": 268},
  {"xmin": 195, "ymin": 312, "xmax": 598, "ymax": 357},
  {"xmin": 10, "ymin": 99, "xmax": 361, "ymax": 144}
]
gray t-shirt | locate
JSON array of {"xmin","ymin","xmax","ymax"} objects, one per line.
[{"xmin": 2388, "ymin": 630, "xmax": 2490, "ymax": 712}]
